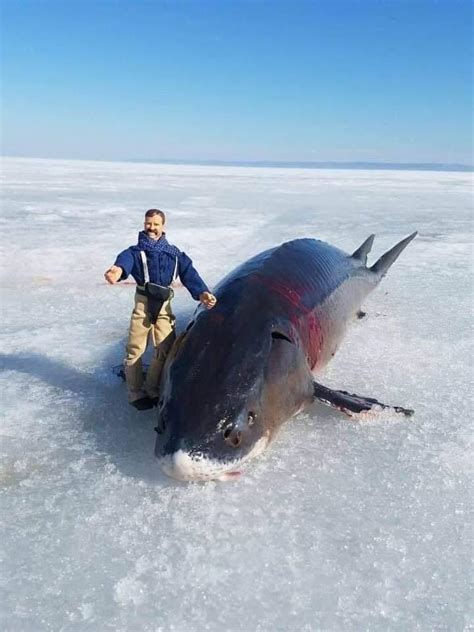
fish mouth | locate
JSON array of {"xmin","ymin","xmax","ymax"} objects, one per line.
[
  {"xmin": 158, "ymin": 437, "xmax": 269, "ymax": 482},
  {"xmin": 158, "ymin": 450, "xmax": 243, "ymax": 482}
]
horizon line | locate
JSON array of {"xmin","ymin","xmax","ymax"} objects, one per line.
[
  {"xmin": 132, "ymin": 158, "xmax": 474, "ymax": 173},
  {"xmin": 2, "ymin": 155, "xmax": 473, "ymax": 173}
]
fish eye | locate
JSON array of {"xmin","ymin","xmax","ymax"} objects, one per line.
[{"xmin": 271, "ymin": 331, "xmax": 293, "ymax": 343}]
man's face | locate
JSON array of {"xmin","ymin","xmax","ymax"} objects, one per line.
[{"xmin": 144, "ymin": 214, "xmax": 164, "ymax": 240}]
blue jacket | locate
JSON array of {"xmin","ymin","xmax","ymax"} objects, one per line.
[{"xmin": 114, "ymin": 232, "xmax": 209, "ymax": 301}]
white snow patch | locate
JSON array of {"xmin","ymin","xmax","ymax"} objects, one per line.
[{"xmin": 114, "ymin": 576, "xmax": 148, "ymax": 607}]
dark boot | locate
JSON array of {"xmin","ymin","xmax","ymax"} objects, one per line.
[{"xmin": 130, "ymin": 397, "xmax": 154, "ymax": 411}]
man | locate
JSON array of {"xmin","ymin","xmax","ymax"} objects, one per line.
[{"xmin": 104, "ymin": 209, "xmax": 216, "ymax": 410}]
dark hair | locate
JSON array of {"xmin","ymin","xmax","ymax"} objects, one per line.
[{"xmin": 145, "ymin": 208, "xmax": 166, "ymax": 223}]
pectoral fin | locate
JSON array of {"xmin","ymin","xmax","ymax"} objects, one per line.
[{"xmin": 312, "ymin": 381, "xmax": 414, "ymax": 417}]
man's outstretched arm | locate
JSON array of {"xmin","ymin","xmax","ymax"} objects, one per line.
[
  {"xmin": 104, "ymin": 248, "xmax": 134, "ymax": 284},
  {"xmin": 179, "ymin": 252, "xmax": 217, "ymax": 308},
  {"xmin": 104, "ymin": 265, "xmax": 123, "ymax": 284}
]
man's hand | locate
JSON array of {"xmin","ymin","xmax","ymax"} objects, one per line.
[
  {"xmin": 104, "ymin": 265, "xmax": 123, "ymax": 284},
  {"xmin": 199, "ymin": 291, "xmax": 217, "ymax": 309}
]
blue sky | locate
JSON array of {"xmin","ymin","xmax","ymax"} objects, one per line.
[{"xmin": 2, "ymin": 0, "xmax": 472, "ymax": 164}]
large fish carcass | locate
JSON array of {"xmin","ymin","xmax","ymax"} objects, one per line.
[{"xmin": 155, "ymin": 233, "xmax": 416, "ymax": 481}]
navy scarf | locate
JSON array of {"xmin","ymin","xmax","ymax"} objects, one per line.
[{"xmin": 137, "ymin": 232, "xmax": 179, "ymax": 256}]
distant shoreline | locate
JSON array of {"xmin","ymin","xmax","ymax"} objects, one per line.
[{"xmin": 3, "ymin": 155, "xmax": 472, "ymax": 173}]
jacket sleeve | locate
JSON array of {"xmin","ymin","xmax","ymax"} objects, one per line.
[
  {"xmin": 178, "ymin": 251, "xmax": 209, "ymax": 300},
  {"xmin": 114, "ymin": 248, "xmax": 135, "ymax": 281}
]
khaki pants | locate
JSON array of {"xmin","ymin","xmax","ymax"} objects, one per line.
[{"xmin": 124, "ymin": 292, "xmax": 176, "ymax": 402}]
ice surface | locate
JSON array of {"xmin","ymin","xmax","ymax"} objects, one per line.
[{"xmin": 1, "ymin": 157, "xmax": 472, "ymax": 631}]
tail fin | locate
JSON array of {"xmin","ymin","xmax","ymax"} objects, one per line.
[
  {"xmin": 370, "ymin": 232, "xmax": 418, "ymax": 277},
  {"xmin": 352, "ymin": 234, "xmax": 375, "ymax": 264}
]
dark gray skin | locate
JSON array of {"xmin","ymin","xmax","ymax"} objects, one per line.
[{"xmin": 155, "ymin": 235, "xmax": 416, "ymax": 481}]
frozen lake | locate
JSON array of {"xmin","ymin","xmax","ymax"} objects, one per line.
[{"xmin": 1, "ymin": 157, "xmax": 472, "ymax": 631}]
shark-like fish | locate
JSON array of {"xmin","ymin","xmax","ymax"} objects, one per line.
[{"xmin": 155, "ymin": 233, "xmax": 417, "ymax": 481}]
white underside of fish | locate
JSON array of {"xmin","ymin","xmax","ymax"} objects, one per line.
[
  {"xmin": 158, "ymin": 436, "xmax": 270, "ymax": 482},
  {"xmin": 311, "ymin": 271, "xmax": 378, "ymax": 370}
]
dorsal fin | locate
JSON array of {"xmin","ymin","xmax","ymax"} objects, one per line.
[
  {"xmin": 370, "ymin": 232, "xmax": 417, "ymax": 277},
  {"xmin": 352, "ymin": 234, "xmax": 375, "ymax": 264}
]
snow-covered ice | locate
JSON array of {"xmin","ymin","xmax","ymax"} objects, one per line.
[{"xmin": 1, "ymin": 157, "xmax": 472, "ymax": 631}]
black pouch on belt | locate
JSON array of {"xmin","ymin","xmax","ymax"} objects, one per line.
[{"xmin": 142, "ymin": 283, "xmax": 174, "ymax": 324}]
